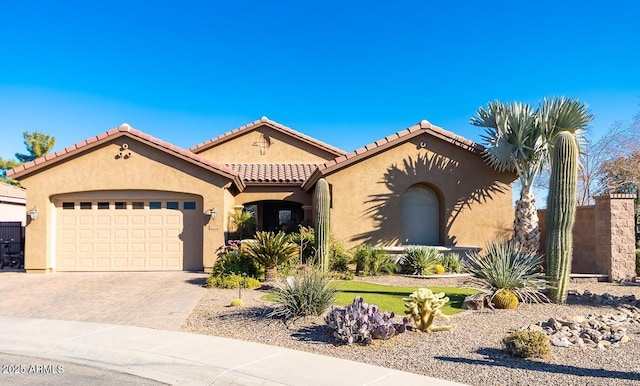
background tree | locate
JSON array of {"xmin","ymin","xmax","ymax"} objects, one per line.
[
  {"xmin": 535, "ymin": 112, "xmax": 639, "ymax": 206},
  {"xmin": 471, "ymin": 97, "xmax": 592, "ymax": 252},
  {"xmin": 0, "ymin": 131, "xmax": 56, "ymax": 184}
]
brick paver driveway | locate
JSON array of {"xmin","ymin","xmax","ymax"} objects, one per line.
[{"xmin": 0, "ymin": 271, "xmax": 209, "ymax": 330}]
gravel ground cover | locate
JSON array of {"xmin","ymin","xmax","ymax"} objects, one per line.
[{"xmin": 181, "ymin": 275, "xmax": 640, "ymax": 386}]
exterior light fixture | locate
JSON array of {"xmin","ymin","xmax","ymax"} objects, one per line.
[
  {"xmin": 207, "ymin": 208, "xmax": 217, "ymax": 221},
  {"xmin": 28, "ymin": 207, "xmax": 38, "ymax": 220}
]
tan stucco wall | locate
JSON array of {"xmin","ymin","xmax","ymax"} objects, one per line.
[
  {"xmin": 18, "ymin": 136, "xmax": 233, "ymax": 273},
  {"xmin": 196, "ymin": 126, "xmax": 338, "ymax": 164},
  {"xmin": 323, "ymin": 133, "xmax": 515, "ymax": 248},
  {"xmin": 0, "ymin": 202, "xmax": 26, "ymax": 225}
]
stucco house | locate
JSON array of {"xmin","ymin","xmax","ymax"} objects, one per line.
[{"xmin": 8, "ymin": 117, "xmax": 515, "ymax": 273}]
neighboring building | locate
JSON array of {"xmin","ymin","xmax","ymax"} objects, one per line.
[
  {"xmin": 8, "ymin": 117, "xmax": 516, "ymax": 273},
  {"xmin": 0, "ymin": 182, "xmax": 26, "ymax": 225}
]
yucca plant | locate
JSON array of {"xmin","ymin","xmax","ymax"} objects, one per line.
[
  {"xmin": 269, "ymin": 269, "xmax": 338, "ymax": 319},
  {"xmin": 465, "ymin": 240, "xmax": 548, "ymax": 304},
  {"xmin": 399, "ymin": 246, "xmax": 441, "ymax": 275},
  {"xmin": 352, "ymin": 244, "xmax": 395, "ymax": 276},
  {"xmin": 244, "ymin": 231, "xmax": 299, "ymax": 281}
]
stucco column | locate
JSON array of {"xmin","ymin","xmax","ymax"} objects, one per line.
[
  {"xmin": 594, "ymin": 194, "xmax": 637, "ymax": 281},
  {"xmin": 302, "ymin": 205, "xmax": 313, "ymax": 226}
]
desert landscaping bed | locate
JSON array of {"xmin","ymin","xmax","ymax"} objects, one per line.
[{"xmin": 181, "ymin": 276, "xmax": 640, "ymax": 386}]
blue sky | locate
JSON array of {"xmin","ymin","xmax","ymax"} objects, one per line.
[{"xmin": 1, "ymin": 1, "xmax": 639, "ymax": 160}]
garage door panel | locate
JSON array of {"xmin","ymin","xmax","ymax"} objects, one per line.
[
  {"xmin": 79, "ymin": 216, "xmax": 94, "ymax": 225},
  {"xmin": 78, "ymin": 258, "xmax": 94, "ymax": 268},
  {"xmin": 148, "ymin": 242, "xmax": 163, "ymax": 253},
  {"xmin": 78, "ymin": 243, "xmax": 93, "ymax": 253},
  {"xmin": 96, "ymin": 229, "xmax": 110, "ymax": 239},
  {"xmin": 113, "ymin": 229, "xmax": 128, "ymax": 239},
  {"xmin": 113, "ymin": 243, "xmax": 129, "ymax": 253},
  {"xmin": 97, "ymin": 243, "xmax": 111, "ymax": 253},
  {"xmin": 131, "ymin": 216, "xmax": 145, "ymax": 225},
  {"xmin": 131, "ymin": 229, "xmax": 145, "ymax": 239},
  {"xmin": 148, "ymin": 229, "xmax": 163, "ymax": 239},
  {"xmin": 61, "ymin": 216, "xmax": 76, "ymax": 226},
  {"xmin": 148, "ymin": 215, "xmax": 163, "ymax": 225},
  {"xmin": 131, "ymin": 242, "xmax": 145, "ymax": 253},
  {"xmin": 96, "ymin": 216, "xmax": 111, "ymax": 225},
  {"xmin": 165, "ymin": 215, "xmax": 180, "ymax": 225},
  {"xmin": 79, "ymin": 229, "xmax": 93, "ymax": 239},
  {"xmin": 56, "ymin": 195, "xmax": 202, "ymax": 272},
  {"xmin": 113, "ymin": 215, "xmax": 128, "ymax": 225},
  {"xmin": 166, "ymin": 242, "xmax": 181, "ymax": 253}
]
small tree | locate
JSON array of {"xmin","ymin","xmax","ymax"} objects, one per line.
[{"xmin": 1, "ymin": 131, "xmax": 56, "ymax": 183}]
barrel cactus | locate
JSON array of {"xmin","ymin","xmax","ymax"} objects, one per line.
[
  {"xmin": 492, "ymin": 289, "xmax": 519, "ymax": 309},
  {"xmin": 545, "ymin": 131, "xmax": 579, "ymax": 304},
  {"xmin": 314, "ymin": 178, "xmax": 330, "ymax": 271}
]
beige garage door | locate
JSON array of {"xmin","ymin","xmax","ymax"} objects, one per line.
[{"xmin": 54, "ymin": 192, "xmax": 203, "ymax": 271}]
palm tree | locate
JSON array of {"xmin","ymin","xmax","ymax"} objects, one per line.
[
  {"xmin": 471, "ymin": 97, "xmax": 592, "ymax": 251},
  {"xmin": 228, "ymin": 208, "xmax": 256, "ymax": 240},
  {"xmin": 244, "ymin": 231, "xmax": 299, "ymax": 281}
]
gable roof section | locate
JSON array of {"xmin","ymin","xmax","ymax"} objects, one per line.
[
  {"xmin": 0, "ymin": 181, "xmax": 26, "ymax": 204},
  {"xmin": 226, "ymin": 163, "xmax": 317, "ymax": 185},
  {"xmin": 190, "ymin": 116, "xmax": 346, "ymax": 158},
  {"xmin": 7, "ymin": 124, "xmax": 246, "ymax": 191},
  {"xmin": 302, "ymin": 119, "xmax": 486, "ymax": 190}
]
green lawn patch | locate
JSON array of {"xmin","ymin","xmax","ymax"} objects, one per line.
[{"xmin": 261, "ymin": 280, "xmax": 478, "ymax": 315}]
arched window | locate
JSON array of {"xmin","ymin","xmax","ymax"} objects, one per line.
[{"xmin": 401, "ymin": 185, "xmax": 439, "ymax": 245}]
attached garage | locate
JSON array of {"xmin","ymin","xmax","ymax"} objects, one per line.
[{"xmin": 53, "ymin": 191, "xmax": 203, "ymax": 271}]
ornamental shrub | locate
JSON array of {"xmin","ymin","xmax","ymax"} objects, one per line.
[
  {"xmin": 440, "ymin": 252, "xmax": 466, "ymax": 273},
  {"xmin": 636, "ymin": 250, "xmax": 640, "ymax": 276},
  {"xmin": 503, "ymin": 330, "xmax": 550, "ymax": 359},
  {"xmin": 205, "ymin": 273, "xmax": 261, "ymax": 289},
  {"xmin": 268, "ymin": 269, "xmax": 337, "ymax": 319},
  {"xmin": 352, "ymin": 244, "xmax": 395, "ymax": 276}
]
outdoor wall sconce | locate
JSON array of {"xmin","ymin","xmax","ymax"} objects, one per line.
[
  {"xmin": 206, "ymin": 208, "xmax": 217, "ymax": 221},
  {"xmin": 28, "ymin": 206, "xmax": 38, "ymax": 220}
]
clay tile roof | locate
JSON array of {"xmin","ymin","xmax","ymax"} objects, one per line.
[
  {"xmin": 225, "ymin": 164, "xmax": 318, "ymax": 184},
  {"xmin": 190, "ymin": 116, "xmax": 346, "ymax": 157},
  {"xmin": 7, "ymin": 124, "xmax": 245, "ymax": 190},
  {"xmin": 302, "ymin": 120, "xmax": 486, "ymax": 190}
]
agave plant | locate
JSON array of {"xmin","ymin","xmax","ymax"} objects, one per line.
[
  {"xmin": 399, "ymin": 246, "xmax": 441, "ymax": 275},
  {"xmin": 465, "ymin": 240, "xmax": 548, "ymax": 303},
  {"xmin": 244, "ymin": 231, "xmax": 299, "ymax": 281}
]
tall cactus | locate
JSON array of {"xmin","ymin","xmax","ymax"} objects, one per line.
[
  {"xmin": 314, "ymin": 178, "xmax": 330, "ymax": 271},
  {"xmin": 545, "ymin": 131, "xmax": 579, "ymax": 304}
]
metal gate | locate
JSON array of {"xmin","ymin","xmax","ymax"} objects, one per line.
[{"xmin": 0, "ymin": 221, "xmax": 24, "ymax": 268}]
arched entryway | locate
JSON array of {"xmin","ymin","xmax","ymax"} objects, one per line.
[
  {"xmin": 242, "ymin": 200, "xmax": 305, "ymax": 233},
  {"xmin": 401, "ymin": 184, "xmax": 439, "ymax": 245}
]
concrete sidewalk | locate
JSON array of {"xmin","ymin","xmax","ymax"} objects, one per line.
[{"xmin": 0, "ymin": 317, "xmax": 465, "ymax": 385}]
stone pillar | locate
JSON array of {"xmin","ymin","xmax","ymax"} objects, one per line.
[{"xmin": 594, "ymin": 194, "xmax": 637, "ymax": 281}]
